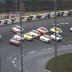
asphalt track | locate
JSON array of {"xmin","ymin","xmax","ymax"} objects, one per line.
[{"xmin": 0, "ymin": 16, "xmax": 72, "ymax": 72}]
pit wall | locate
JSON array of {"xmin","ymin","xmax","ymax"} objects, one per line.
[{"xmin": 0, "ymin": 10, "xmax": 72, "ymax": 26}]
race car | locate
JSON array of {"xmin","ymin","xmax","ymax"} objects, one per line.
[
  {"xmin": 40, "ymin": 34, "xmax": 51, "ymax": 43},
  {"xmin": 9, "ymin": 36, "xmax": 21, "ymax": 46},
  {"xmin": 69, "ymin": 27, "xmax": 72, "ymax": 31},
  {"xmin": 50, "ymin": 27, "xmax": 62, "ymax": 34},
  {"xmin": 50, "ymin": 33, "xmax": 62, "ymax": 41},
  {"xmin": 23, "ymin": 32, "xmax": 34, "ymax": 40},
  {"xmin": 13, "ymin": 33, "xmax": 24, "ymax": 40},
  {"xmin": 11, "ymin": 25, "xmax": 24, "ymax": 33},
  {"xmin": 37, "ymin": 27, "xmax": 48, "ymax": 34},
  {"xmin": 0, "ymin": 34, "xmax": 1, "ymax": 39},
  {"xmin": 29, "ymin": 30, "xmax": 41, "ymax": 38}
]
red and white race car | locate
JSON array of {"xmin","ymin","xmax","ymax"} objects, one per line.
[
  {"xmin": 11, "ymin": 25, "xmax": 24, "ymax": 33},
  {"xmin": 9, "ymin": 34, "xmax": 24, "ymax": 46},
  {"xmin": 9, "ymin": 38, "xmax": 21, "ymax": 46},
  {"xmin": 37, "ymin": 27, "xmax": 48, "ymax": 34}
]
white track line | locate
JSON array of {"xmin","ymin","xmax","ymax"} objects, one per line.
[
  {"xmin": 60, "ymin": 22, "xmax": 69, "ymax": 25},
  {"xmin": 42, "ymin": 48, "xmax": 52, "ymax": 51},
  {"xmin": 62, "ymin": 45, "xmax": 67, "ymax": 48},
  {"xmin": 52, "ymin": 22, "xmax": 69, "ymax": 25},
  {"xmin": 64, "ymin": 22, "xmax": 69, "ymax": 24},
  {"xmin": 67, "ymin": 45, "xmax": 72, "ymax": 47},
  {"xmin": 28, "ymin": 51, "xmax": 36, "ymax": 54},
  {"xmin": 42, "ymin": 49, "xmax": 47, "ymax": 51}
]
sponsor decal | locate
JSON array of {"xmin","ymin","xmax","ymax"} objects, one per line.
[{"xmin": 0, "ymin": 10, "xmax": 72, "ymax": 26}]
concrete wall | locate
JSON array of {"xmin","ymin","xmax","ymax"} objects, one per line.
[{"xmin": 0, "ymin": 10, "xmax": 72, "ymax": 26}]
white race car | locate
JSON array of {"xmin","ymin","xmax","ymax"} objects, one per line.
[
  {"xmin": 29, "ymin": 30, "xmax": 41, "ymax": 38},
  {"xmin": 9, "ymin": 37, "xmax": 21, "ymax": 46},
  {"xmin": 11, "ymin": 25, "xmax": 24, "ymax": 33},
  {"xmin": 13, "ymin": 33, "xmax": 24, "ymax": 40},
  {"xmin": 50, "ymin": 33, "xmax": 62, "ymax": 41},
  {"xmin": 40, "ymin": 34, "xmax": 51, "ymax": 43},
  {"xmin": 69, "ymin": 27, "xmax": 72, "ymax": 31}
]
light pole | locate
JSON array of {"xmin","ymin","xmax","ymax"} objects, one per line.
[
  {"xmin": 19, "ymin": 0, "xmax": 23, "ymax": 72},
  {"xmin": 54, "ymin": 0, "xmax": 58, "ymax": 72},
  {"xmin": 0, "ymin": 49, "xmax": 1, "ymax": 72}
]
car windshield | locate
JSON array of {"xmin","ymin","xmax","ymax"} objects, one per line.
[
  {"xmin": 12, "ymin": 38, "xmax": 20, "ymax": 41},
  {"xmin": 32, "ymin": 30, "xmax": 37, "ymax": 33},
  {"xmin": 37, "ymin": 31, "xmax": 40, "ymax": 34},
  {"xmin": 13, "ymin": 36, "xmax": 21, "ymax": 40},
  {"xmin": 54, "ymin": 27, "xmax": 60, "ymax": 31},
  {"xmin": 15, "ymin": 26, "xmax": 20, "ymax": 29},
  {"xmin": 26, "ymin": 33, "xmax": 32, "ymax": 36},
  {"xmin": 54, "ymin": 34, "xmax": 61, "ymax": 37},
  {"xmin": 41, "ymin": 27, "xmax": 47, "ymax": 31},
  {"xmin": 32, "ymin": 30, "xmax": 39, "ymax": 34},
  {"xmin": 16, "ymin": 36, "xmax": 21, "ymax": 39},
  {"xmin": 44, "ymin": 35, "xmax": 50, "ymax": 38},
  {"xmin": 15, "ymin": 26, "xmax": 23, "ymax": 29},
  {"xmin": 17, "ymin": 33, "xmax": 23, "ymax": 36}
]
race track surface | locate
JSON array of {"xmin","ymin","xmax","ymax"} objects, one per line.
[{"xmin": 0, "ymin": 16, "xmax": 72, "ymax": 72}]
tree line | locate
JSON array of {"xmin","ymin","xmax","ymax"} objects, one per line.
[
  {"xmin": 0, "ymin": 0, "xmax": 19, "ymax": 13},
  {"xmin": 0, "ymin": 0, "xmax": 72, "ymax": 13}
]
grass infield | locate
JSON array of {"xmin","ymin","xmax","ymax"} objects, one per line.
[{"xmin": 45, "ymin": 53, "xmax": 72, "ymax": 72}]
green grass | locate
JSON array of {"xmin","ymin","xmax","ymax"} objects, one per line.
[{"xmin": 45, "ymin": 53, "xmax": 72, "ymax": 72}]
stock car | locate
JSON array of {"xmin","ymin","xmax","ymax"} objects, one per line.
[
  {"xmin": 69, "ymin": 27, "xmax": 72, "ymax": 31},
  {"xmin": 50, "ymin": 33, "xmax": 62, "ymax": 41},
  {"xmin": 0, "ymin": 35, "xmax": 1, "ymax": 39},
  {"xmin": 40, "ymin": 34, "xmax": 51, "ymax": 43},
  {"xmin": 50, "ymin": 27, "xmax": 62, "ymax": 34},
  {"xmin": 29, "ymin": 30, "xmax": 41, "ymax": 38},
  {"xmin": 9, "ymin": 35, "xmax": 21, "ymax": 46},
  {"xmin": 13, "ymin": 33, "xmax": 24, "ymax": 40},
  {"xmin": 23, "ymin": 33, "xmax": 34, "ymax": 40},
  {"xmin": 11, "ymin": 25, "xmax": 24, "ymax": 33},
  {"xmin": 37, "ymin": 27, "xmax": 48, "ymax": 34}
]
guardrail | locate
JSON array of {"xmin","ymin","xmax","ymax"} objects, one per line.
[{"xmin": 0, "ymin": 10, "xmax": 72, "ymax": 26}]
